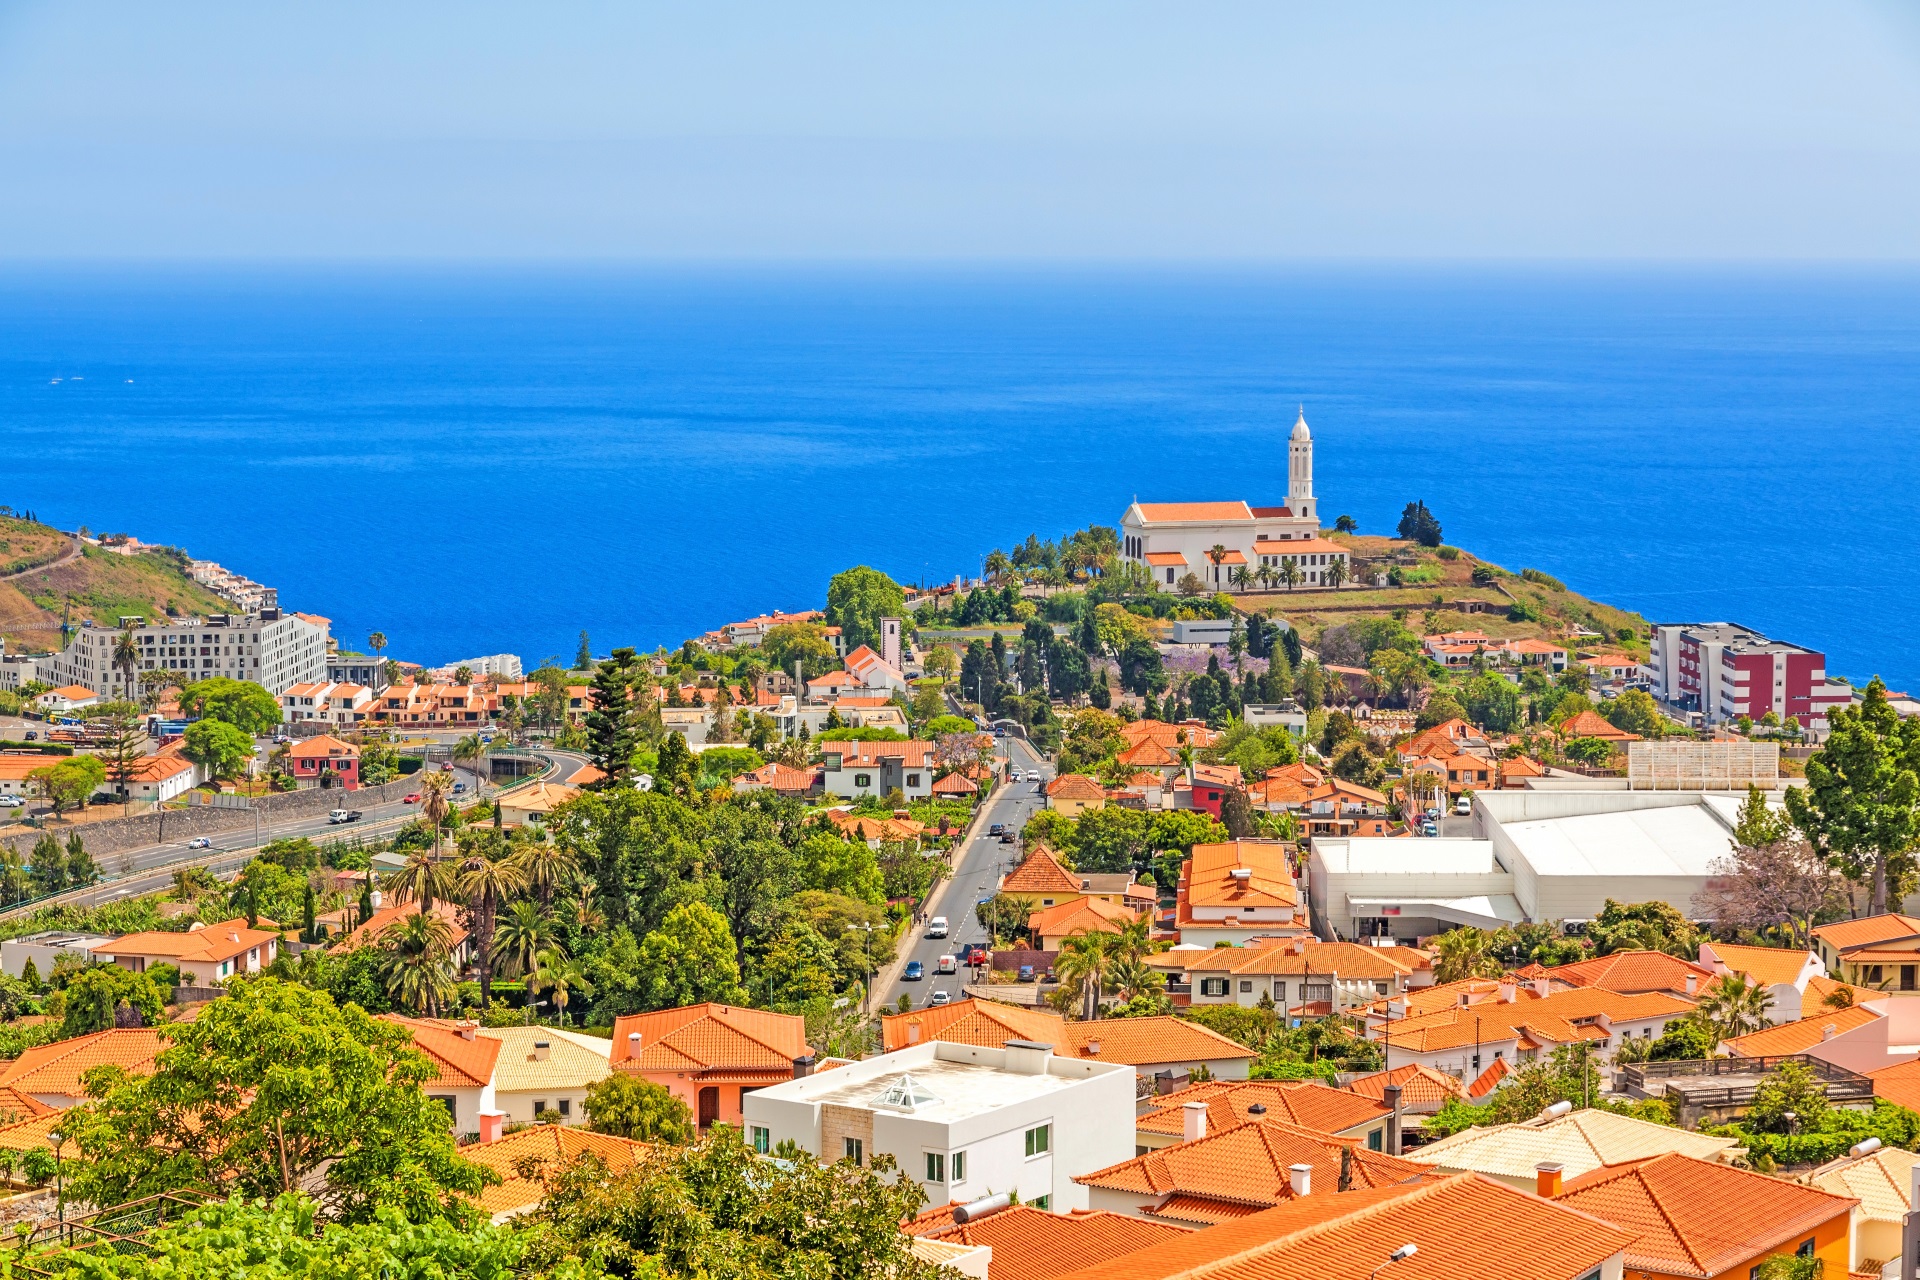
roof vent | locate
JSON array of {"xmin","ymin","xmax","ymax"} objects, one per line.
[
  {"xmin": 1230, "ymin": 868, "xmax": 1253, "ymax": 881},
  {"xmin": 627, "ymin": 1031, "xmax": 642, "ymax": 1052},
  {"xmin": 1246, "ymin": 1103, "xmax": 1267, "ymax": 1116},
  {"xmin": 533, "ymin": 1041, "xmax": 550, "ymax": 1061},
  {"xmin": 1085, "ymin": 1040, "xmax": 1101, "ymax": 1056}
]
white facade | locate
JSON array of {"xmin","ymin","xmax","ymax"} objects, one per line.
[
  {"xmin": 743, "ymin": 1040, "xmax": 1135, "ymax": 1213},
  {"xmin": 281, "ymin": 681, "xmax": 376, "ymax": 727},
  {"xmin": 819, "ymin": 742, "xmax": 938, "ymax": 801},
  {"xmin": 0, "ymin": 932, "xmax": 114, "ymax": 980},
  {"xmin": 46, "ymin": 609, "xmax": 329, "ymax": 698}
]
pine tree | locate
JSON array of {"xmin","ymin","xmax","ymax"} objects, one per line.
[
  {"xmin": 575, "ymin": 631, "xmax": 593, "ymax": 669},
  {"xmin": 583, "ymin": 647, "xmax": 643, "ymax": 788},
  {"xmin": 20, "ymin": 958, "xmax": 40, "ymax": 991},
  {"xmin": 302, "ymin": 883, "xmax": 318, "ymax": 942},
  {"xmin": 29, "ymin": 831, "xmax": 65, "ymax": 897},
  {"xmin": 65, "ymin": 831, "xmax": 98, "ymax": 888},
  {"xmin": 358, "ymin": 880, "xmax": 374, "ymax": 926}
]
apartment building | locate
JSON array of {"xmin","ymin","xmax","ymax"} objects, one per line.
[
  {"xmin": 1647, "ymin": 621, "xmax": 1851, "ymax": 729},
  {"xmin": 43, "ymin": 609, "xmax": 329, "ymax": 698}
]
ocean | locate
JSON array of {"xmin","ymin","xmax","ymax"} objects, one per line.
[{"xmin": 4, "ymin": 264, "xmax": 1917, "ymax": 688}]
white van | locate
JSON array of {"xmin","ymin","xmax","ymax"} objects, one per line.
[{"xmin": 926, "ymin": 916, "xmax": 949, "ymax": 939}]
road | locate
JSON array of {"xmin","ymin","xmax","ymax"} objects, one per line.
[{"xmin": 881, "ymin": 735, "xmax": 1052, "ymax": 1012}]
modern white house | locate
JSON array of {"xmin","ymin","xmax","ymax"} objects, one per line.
[{"xmin": 742, "ymin": 1039, "xmax": 1137, "ymax": 1213}]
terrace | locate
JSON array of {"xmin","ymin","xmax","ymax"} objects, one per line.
[{"xmin": 1619, "ymin": 1054, "xmax": 1874, "ymax": 1128}]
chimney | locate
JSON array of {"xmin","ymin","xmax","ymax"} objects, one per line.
[
  {"xmin": 1531, "ymin": 977, "xmax": 1551, "ymax": 998},
  {"xmin": 1684, "ymin": 972, "xmax": 1699, "ymax": 997},
  {"xmin": 1497, "ymin": 978, "xmax": 1517, "ymax": 1003},
  {"xmin": 1535, "ymin": 1162, "xmax": 1564, "ymax": 1198},
  {"xmin": 907, "ymin": 1023, "xmax": 922, "ymax": 1045},
  {"xmin": 1288, "ymin": 1163, "xmax": 1312, "ymax": 1197},
  {"xmin": 793, "ymin": 1053, "xmax": 817, "ymax": 1079},
  {"xmin": 478, "ymin": 1110, "xmax": 506, "ymax": 1144},
  {"xmin": 1822, "ymin": 1023, "xmax": 1837, "ymax": 1041},
  {"xmin": 533, "ymin": 1041, "xmax": 550, "ymax": 1061},
  {"xmin": 1383, "ymin": 1084, "xmax": 1403, "ymax": 1156},
  {"xmin": 1085, "ymin": 1040, "xmax": 1102, "ymax": 1056},
  {"xmin": 1183, "ymin": 1101, "xmax": 1208, "ymax": 1143},
  {"xmin": 627, "ymin": 1031, "xmax": 642, "ymax": 1059},
  {"xmin": 458, "ymin": 1021, "xmax": 477, "ymax": 1041}
]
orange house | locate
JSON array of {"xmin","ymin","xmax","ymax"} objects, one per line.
[
  {"xmin": 1551, "ymin": 1151, "xmax": 1854, "ymax": 1280},
  {"xmin": 607, "ymin": 1003, "xmax": 811, "ymax": 1130}
]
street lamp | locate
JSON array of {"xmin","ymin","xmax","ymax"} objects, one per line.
[{"xmin": 46, "ymin": 1128, "xmax": 65, "ymax": 1234}]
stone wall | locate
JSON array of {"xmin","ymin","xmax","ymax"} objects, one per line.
[{"xmin": 0, "ymin": 776, "xmax": 421, "ymax": 861}]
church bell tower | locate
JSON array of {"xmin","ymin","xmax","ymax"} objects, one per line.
[{"xmin": 1288, "ymin": 407, "xmax": 1314, "ymax": 524}]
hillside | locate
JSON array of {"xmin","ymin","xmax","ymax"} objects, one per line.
[
  {"xmin": 0, "ymin": 516, "xmax": 237, "ymax": 653},
  {"xmin": 1237, "ymin": 534, "xmax": 1651, "ymax": 658}
]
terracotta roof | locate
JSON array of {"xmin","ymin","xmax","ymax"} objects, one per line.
[
  {"xmin": 1190, "ymin": 763, "xmax": 1243, "ymax": 788},
  {"xmin": 1116, "ymin": 739, "xmax": 1179, "ymax": 768},
  {"xmin": 94, "ymin": 917, "xmax": 280, "ymax": 967},
  {"xmin": 1723, "ymin": 1004, "xmax": 1882, "ymax": 1057},
  {"xmin": 1814, "ymin": 914, "xmax": 1920, "ymax": 953},
  {"xmin": 1134, "ymin": 502, "xmax": 1253, "ymax": 524},
  {"xmin": 931, "ymin": 773, "xmax": 979, "ymax": 794},
  {"xmin": 1163, "ymin": 940, "xmax": 1412, "ymax": 982},
  {"xmin": 880, "ymin": 1000, "xmax": 1252, "ymax": 1068},
  {"xmin": 1408, "ymin": 1108, "xmax": 1739, "ymax": 1182},
  {"xmin": 1554, "ymin": 1152, "xmax": 1854, "ymax": 1279},
  {"xmin": 609, "ymin": 1004, "xmax": 809, "ymax": 1075},
  {"xmin": 45, "ymin": 686, "xmax": 97, "ymax": 701},
  {"xmin": 1800, "ymin": 975, "xmax": 1884, "ymax": 1017},
  {"xmin": 1047, "ymin": 773, "xmax": 1108, "ymax": 801},
  {"xmin": 735, "ymin": 761, "xmax": 819, "ymax": 792},
  {"xmin": 882, "ymin": 998, "xmax": 1068, "ymax": 1053},
  {"xmin": 459, "ymin": 1124, "xmax": 648, "ymax": 1218},
  {"xmin": 1065, "ymin": 1017, "xmax": 1254, "ymax": 1067},
  {"xmin": 501, "ymin": 781, "xmax": 582, "ymax": 815},
  {"xmin": 1028, "ymin": 896, "xmax": 1139, "ymax": 939},
  {"xmin": 1139, "ymin": 1081, "xmax": 1388, "ymax": 1139},
  {"xmin": 1342, "ymin": 1063, "xmax": 1466, "ymax": 1109},
  {"xmin": 329, "ymin": 900, "xmax": 469, "ymax": 956},
  {"xmin": 1370, "ymin": 986, "xmax": 1693, "ymax": 1055},
  {"xmin": 1543, "ymin": 949, "xmax": 1714, "ymax": 997},
  {"xmin": 1869, "ymin": 1058, "xmax": 1920, "ymax": 1111},
  {"xmin": 0, "ymin": 1110, "xmax": 68, "ymax": 1154},
  {"xmin": 1120, "ymin": 721, "xmax": 1221, "ymax": 750},
  {"xmin": 0, "ymin": 1086, "xmax": 53, "ymax": 1121},
  {"xmin": 1465, "ymin": 1057, "xmax": 1509, "ymax": 1099},
  {"xmin": 1001, "ymin": 845, "xmax": 1083, "ymax": 896},
  {"xmin": 1181, "ymin": 841, "xmax": 1296, "ymax": 911},
  {"xmin": 384, "ymin": 1016, "xmax": 504, "ymax": 1089},
  {"xmin": 1557, "ymin": 708, "xmax": 1637, "ymax": 741},
  {"xmin": 1078, "ymin": 1118, "xmax": 1429, "ymax": 1213},
  {"xmin": 907, "ymin": 1205, "xmax": 1190, "ymax": 1280},
  {"xmin": 1810, "ymin": 1145, "xmax": 1920, "ymax": 1226},
  {"xmin": 0, "ymin": 1029, "xmax": 166, "ymax": 1097},
  {"xmin": 1705, "ymin": 942, "xmax": 1818, "ymax": 988},
  {"xmin": 287, "ymin": 734, "xmax": 358, "ymax": 759},
  {"xmin": 1048, "ymin": 1172, "xmax": 1635, "ymax": 1280},
  {"xmin": 819, "ymin": 740, "xmax": 937, "ymax": 768}
]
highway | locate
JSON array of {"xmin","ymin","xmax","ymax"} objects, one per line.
[{"xmin": 879, "ymin": 734, "xmax": 1052, "ymax": 1012}]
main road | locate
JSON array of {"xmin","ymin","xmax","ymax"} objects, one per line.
[{"xmin": 879, "ymin": 734, "xmax": 1053, "ymax": 1012}]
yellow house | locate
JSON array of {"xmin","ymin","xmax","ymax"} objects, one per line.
[
  {"xmin": 499, "ymin": 781, "xmax": 582, "ymax": 831},
  {"xmin": 1044, "ymin": 773, "xmax": 1107, "ymax": 817},
  {"xmin": 996, "ymin": 845, "xmax": 1153, "ymax": 914}
]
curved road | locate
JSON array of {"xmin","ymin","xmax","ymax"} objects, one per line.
[{"xmin": 0, "ymin": 535, "xmax": 80, "ymax": 581}]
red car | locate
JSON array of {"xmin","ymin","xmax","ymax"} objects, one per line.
[{"xmin": 403, "ymin": 792, "xmax": 421, "ymax": 804}]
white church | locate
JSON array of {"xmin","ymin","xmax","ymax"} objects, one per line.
[{"xmin": 1118, "ymin": 410, "xmax": 1352, "ymax": 591}]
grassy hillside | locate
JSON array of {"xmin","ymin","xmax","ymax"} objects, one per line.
[
  {"xmin": 1238, "ymin": 534, "xmax": 1651, "ymax": 657},
  {"xmin": 0, "ymin": 516, "xmax": 237, "ymax": 653}
]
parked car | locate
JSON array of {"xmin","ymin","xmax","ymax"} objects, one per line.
[
  {"xmin": 186, "ymin": 836, "xmax": 212, "ymax": 849},
  {"xmin": 926, "ymin": 916, "xmax": 949, "ymax": 939},
  {"xmin": 1420, "ymin": 820, "xmax": 1438, "ymax": 837},
  {"xmin": 1017, "ymin": 965, "xmax": 1035, "ymax": 982},
  {"xmin": 20, "ymin": 731, "xmax": 35, "ymax": 741},
  {"xmin": 0, "ymin": 795, "xmax": 22, "ymax": 809},
  {"xmin": 961, "ymin": 942, "xmax": 989, "ymax": 965},
  {"xmin": 328, "ymin": 809, "xmax": 363, "ymax": 825},
  {"xmin": 936, "ymin": 954, "xmax": 958, "ymax": 974},
  {"xmin": 403, "ymin": 792, "xmax": 421, "ymax": 804},
  {"xmin": 1454, "ymin": 795, "xmax": 1473, "ymax": 816},
  {"xmin": 904, "ymin": 960, "xmax": 924, "ymax": 981},
  {"xmin": 929, "ymin": 989, "xmax": 952, "ymax": 1007},
  {"xmin": 999, "ymin": 831, "xmax": 1016, "ymax": 844}
]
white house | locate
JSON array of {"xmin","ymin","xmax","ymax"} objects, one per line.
[
  {"xmin": 37, "ymin": 685, "xmax": 99, "ymax": 713},
  {"xmin": 116, "ymin": 750, "xmax": 198, "ymax": 803},
  {"xmin": 280, "ymin": 681, "xmax": 376, "ymax": 727},
  {"xmin": 743, "ymin": 1039, "xmax": 1136, "ymax": 1213},
  {"xmin": 819, "ymin": 740, "xmax": 938, "ymax": 801}
]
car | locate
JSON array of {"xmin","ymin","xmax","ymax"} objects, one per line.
[
  {"xmin": 1026, "ymin": 771, "xmax": 1040, "ymax": 783},
  {"xmin": 1426, "ymin": 806, "xmax": 1442, "ymax": 820},
  {"xmin": 21, "ymin": 731, "xmax": 35, "ymax": 741},
  {"xmin": 403, "ymin": 793, "xmax": 421, "ymax": 804},
  {"xmin": 999, "ymin": 831, "xmax": 1016, "ymax": 844},
  {"xmin": 961, "ymin": 942, "xmax": 989, "ymax": 965},
  {"xmin": 440, "ymin": 763, "xmax": 454, "ymax": 772},
  {"xmin": 0, "ymin": 795, "xmax": 22, "ymax": 809},
  {"xmin": 88, "ymin": 793, "xmax": 115, "ymax": 805},
  {"xmin": 904, "ymin": 960, "xmax": 924, "ymax": 981},
  {"xmin": 272, "ymin": 734, "xmax": 291, "ymax": 745},
  {"xmin": 1420, "ymin": 820, "xmax": 1438, "ymax": 837},
  {"xmin": 1454, "ymin": 795, "xmax": 1473, "ymax": 816},
  {"xmin": 1017, "ymin": 965, "xmax": 1035, "ymax": 982},
  {"xmin": 328, "ymin": 809, "xmax": 363, "ymax": 825},
  {"xmin": 989, "ymin": 823, "xmax": 1004, "ymax": 836},
  {"xmin": 187, "ymin": 836, "xmax": 212, "ymax": 849},
  {"xmin": 926, "ymin": 916, "xmax": 949, "ymax": 939},
  {"xmin": 936, "ymin": 954, "xmax": 958, "ymax": 974},
  {"xmin": 929, "ymin": 989, "xmax": 952, "ymax": 1007},
  {"xmin": 452, "ymin": 782, "xmax": 467, "ymax": 794}
]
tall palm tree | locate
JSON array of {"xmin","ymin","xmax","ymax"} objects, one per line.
[
  {"xmin": 1109, "ymin": 956, "xmax": 1165, "ymax": 1003},
  {"xmin": 1280, "ymin": 560, "xmax": 1303, "ymax": 592},
  {"xmin": 368, "ymin": 632, "xmax": 388, "ymax": 665},
  {"xmin": 532, "ymin": 948, "xmax": 594, "ymax": 1025},
  {"xmin": 1228, "ymin": 564, "xmax": 1252, "ymax": 594},
  {"xmin": 1056, "ymin": 930, "xmax": 1117, "ymax": 1021},
  {"xmin": 491, "ymin": 900, "xmax": 564, "ymax": 985},
  {"xmin": 460, "ymin": 838, "xmax": 528, "ymax": 1007},
  {"xmin": 384, "ymin": 848, "xmax": 458, "ymax": 913},
  {"xmin": 111, "ymin": 625, "xmax": 140, "ymax": 703},
  {"xmin": 512, "ymin": 839, "xmax": 578, "ymax": 910},
  {"xmin": 1205, "ymin": 544, "xmax": 1229, "ymax": 591},
  {"xmin": 1696, "ymin": 973, "xmax": 1773, "ymax": 1042},
  {"xmin": 1324, "ymin": 558, "xmax": 1348, "ymax": 590},
  {"xmin": 378, "ymin": 911, "xmax": 457, "ymax": 1016},
  {"xmin": 418, "ymin": 771, "xmax": 455, "ymax": 858}
]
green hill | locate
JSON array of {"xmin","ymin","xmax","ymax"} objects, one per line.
[{"xmin": 0, "ymin": 516, "xmax": 237, "ymax": 653}]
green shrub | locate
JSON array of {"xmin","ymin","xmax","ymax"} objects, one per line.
[
  {"xmin": 1521, "ymin": 568, "xmax": 1566, "ymax": 590},
  {"xmin": 1436, "ymin": 546, "xmax": 1461, "ymax": 561}
]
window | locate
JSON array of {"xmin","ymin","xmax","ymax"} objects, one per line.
[
  {"xmin": 854, "ymin": 773, "xmax": 872, "ymax": 788},
  {"xmin": 952, "ymin": 1151, "xmax": 965, "ymax": 1182},
  {"xmin": 1024, "ymin": 1125, "xmax": 1050, "ymax": 1158},
  {"xmin": 843, "ymin": 1137, "xmax": 864, "ymax": 1165},
  {"xmin": 907, "ymin": 774, "xmax": 921, "ymax": 788},
  {"xmin": 1903, "ymin": 965, "xmax": 1916, "ymax": 992},
  {"xmin": 429, "ymin": 1095, "xmax": 457, "ymax": 1126},
  {"xmin": 1374, "ymin": 982, "xmax": 1389, "ymax": 996},
  {"xmin": 1797, "ymin": 1239, "xmax": 1814, "ymax": 1258},
  {"xmin": 1239, "ymin": 980, "xmax": 1253, "ymax": 993},
  {"xmin": 1031, "ymin": 1195, "xmax": 1050, "ymax": 1210},
  {"xmin": 751, "ymin": 1125, "xmax": 772, "ymax": 1154},
  {"xmin": 1368, "ymin": 1129, "xmax": 1383, "ymax": 1151},
  {"xmin": 1868, "ymin": 965, "xmax": 1885, "ymax": 984},
  {"xmin": 534, "ymin": 1100, "xmax": 548, "ymax": 1116},
  {"xmin": 925, "ymin": 1152, "xmax": 946, "ymax": 1183},
  {"xmin": 558, "ymin": 1100, "xmax": 571, "ymax": 1118},
  {"xmin": 1041, "ymin": 898, "xmax": 1054, "ymax": 907},
  {"xmin": 1200, "ymin": 977, "xmax": 1228, "ymax": 997}
]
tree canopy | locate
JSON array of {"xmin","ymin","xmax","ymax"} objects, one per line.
[
  {"xmin": 1786, "ymin": 677, "xmax": 1920, "ymax": 915},
  {"xmin": 182, "ymin": 718, "xmax": 255, "ymax": 780},
  {"xmin": 179, "ymin": 677, "xmax": 282, "ymax": 735},
  {"xmin": 823, "ymin": 566, "xmax": 906, "ymax": 654}
]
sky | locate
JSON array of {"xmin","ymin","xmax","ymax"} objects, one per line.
[{"xmin": 0, "ymin": 2, "xmax": 1917, "ymax": 260}]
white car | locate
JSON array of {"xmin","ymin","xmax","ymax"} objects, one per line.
[
  {"xmin": 1454, "ymin": 795, "xmax": 1473, "ymax": 816},
  {"xmin": 926, "ymin": 916, "xmax": 949, "ymax": 940},
  {"xmin": 187, "ymin": 836, "xmax": 212, "ymax": 849},
  {"xmin": 0, "ymin": 795, "xmax": 21, "ymax": 809},
  {"xmin": 929, "ymin": 989, "xmax": 953, "ymax": 1007}
]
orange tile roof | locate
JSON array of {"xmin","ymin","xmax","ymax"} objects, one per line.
[
  {"xmin": 1120, "ymin": 720, "xmax": 1221, "ymax": 750},
  {"xmin": 1181, "ymin": 841, "xmax": 1297, "ymax": 911},
  {"xmin": 459, "ymin": 1123, "xmax": 648, "ymax": 1217},
  {"xmin": 95, "ymin": 917, "xmax": 281, "ymax": 967},
  {"xmin": 383, "ymin": 1016, "xmax": 504, "ymax": 1089},
  {"xmin": 1001, "ymin": 845, "xmax": 1084, "ymax": 896},
  {"xmin": 819, "ymin": 739, "xmax": 936, "ymax": 768},
  {"xmin": 1722, "ymin": 1004, "xmax": 1882, "ymax": 1058},
  {"xmin": 1116, "ymin": 739, "xmax": 1180, "ymax": 768},
  {"xmin": 1553, "ymin": 1152, "xmax": 1855, "ymax": 1279},
  {"xmin": 1139, "ymin": 1081, "xmax": 1388, "ymax": 1140},
  {"xmin": 1814, "ymin": 914, "xmax": 1920, "ymax": 953},
  {"xmin": 1134, "ymin": 502, "xmax": 1254, "ymax": 524},
  {"xmin": 1544, "ymin": 949, "xmax": 1714, "ymax": 997},
  {"xmin": 609, "ymin": 1003, "xmax": 809, "ymax": 1077},
  {"xmin": 1372, "ymin": 986, "xmax": 1692, "ymax": 1054},
  {"xmin": 1801, "ymin": 975, "xmax": 1885, "ymax": 1017},
  {"xmin": 1078, "ymin": 1118, "xmax": 1429, "ymax": 1214},
  {"xmin": 907, "ymin": 1205, "xmax": 1191, "ymax": 1280},
  {"xmin": 1868, "ymin": 1058, "xmax": 1920, "ymax": 1112},
  {"xmin": 287, "ymin": 734, "xmax": 358, "ymax": 759},
  {"xmin": 1047, "ymin": 773, "xmax": 1108, "ymax": 801},
  {"xmin": 1066, "ymin": 1017, "xmax": 1253, "ymax": 1067},
  {"xmin": 1028, "ymin": 896, "xmax": 1139, "ymax": 939},
  {"xmin": 879, "ymin": 1001, "xmax": 1252, "ymax": 1067},
  {"xmin": 328, "ymin": 900, "xmax": 469, "ymax": 956},
  {"xmin": 1050, "ymin": 1172, "xmax": 1635, "ymax": 1280},
  {"xmin": 0, "ymin": 1029, "xmax": 166, "ymax": 1097},
  {"xmin": 735, "ymin": 761, "xmax": 819, "ymax": 792},
  {"xmin": 1557, "ymin": 708, "xmax": 1638, "ymax": 741},
  {"xmin": 45, "ymin": 685, "xmax": 97, "ymax": 701},
  {"xmin": 931, "ymin": 772, "xmax": 979, "ymax": 794},
  {"xmin": 0, "ymin": 1086, "xmax": 53, "ymax": 1122},
  {"xmin": 1342, "ymin": 1063, "xmax": 1466, "ymax": 1109},
  {"xmin": 1465, "ymin": 1056, "xmax": 1510, "ymax": 1099},
  {"xmin": 1705, "ymin": 942, "xmax": 1818, "ymax": 988},
  {"xmin": 1163, "ymin": 940, "xmax": 1412, "ymax": 983},
  {"xmin": 882, "ymin": 998, "xmax": 1068, "ymax": 1053}
]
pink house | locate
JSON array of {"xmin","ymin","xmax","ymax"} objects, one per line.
[
  {"xmin": 608, "ymin": 1003, "xmax": 812, "ymax": 1130},
  {"xmin": 287, "ymin": 734, "xmax": 360, "ymax": 789}
]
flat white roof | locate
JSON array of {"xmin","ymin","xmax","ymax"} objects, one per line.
[
  {"xmin": 753, "ymin": 1044, "xmax": 1102, "ymax": 1123},
  {"xmin": 1314, "ymin": 838, "xmax": 1500, "ymax": 875},
  {"xmin": 1502, "ymin": 802, "xmax": 1734, "ymax": 878}
]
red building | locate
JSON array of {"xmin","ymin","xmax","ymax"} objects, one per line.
[
  {"xmin": 1648, "ymin": 621, "xmax": 1850, "ymax": 730},
  {"xmin": 287, "ymin": 734, "xmax": 361, "ymax": 789}
]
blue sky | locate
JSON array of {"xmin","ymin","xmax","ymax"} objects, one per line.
[{"xmin": 0, "ymin": 2, "xmax": 1917, "ymax": 259}]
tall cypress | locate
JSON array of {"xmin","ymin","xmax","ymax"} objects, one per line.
[{"xmin": 584, "ymin": 647, "xmax": 642, "ymax": 788}]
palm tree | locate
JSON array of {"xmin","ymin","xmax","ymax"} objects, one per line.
[
  {"xmin": 1431, "ymin": 927, "xmax": 1501, "ymax": 983},
  {"xmin": 452, "ymin": 733, "xmax": 486, "ymax": 795},
  {"xmin": 384, "ymin": 848, "xmax": 458, "ymax": 912},
  {"xmin": 1696, "ymin": 973, "xmax": 1773, "ymax": 1042},
  {"xmin": 1279, "ymin": 560, "xmax": 1303, "ymax": 592},
  {"xmin": 1110, "ymin": 956, "xmax": 1166, "ymax": 1004},
  {"xmin": 491, "ymin": 900, "xmax": 564, "ymax": 985},
  {"xmin": 1228, "ymin": 564, "xmax": 1253, "ymax": 594},
  {"xmin": 111, "ymin": 625, "xmax": 140, "ymax": 702},
  {"xmin": 1822, "ymin": 984, "xmax": 1857, "ymax": 1010},
  {"xmin": 512, "ymin": 839, "xmax": 578, "ymax": 910},
  {"xmin": 532, "ymin": 948, "xmax": 594, "ymax": 1025},
  {"xmin": 418, "ymin": 770, "xmax": 455, "ymax": 858},
  {"xmin": 1205, "ymin": 544, "xmax": 1229, "ymax": 592},
  {"xmin": 1056, "ymin": 930, "xmax": 1117, "ymax": 1021},
  {"xmin": 460, "ymin": 839, "xmax": 529, "ymax": 1007},
  {"xmin": 368, "ymin": 632, "xmax": 388, "ymax": 665},
  {"xmin": 1324, "ymin": 558, "xmax": 1348, "ymax": 590},
  {"xmin": 378, "ymin": 911, "xmax": 458, "ymax": 1016}
]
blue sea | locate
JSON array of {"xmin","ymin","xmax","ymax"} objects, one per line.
[{"xmin": 4, "ymin": 265, "xmax": 1918, "ymax": 688}]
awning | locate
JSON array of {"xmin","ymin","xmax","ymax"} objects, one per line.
[{"xmin": 1345, "ymin": 894, "xmax": 1525, "ymax": 929}]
